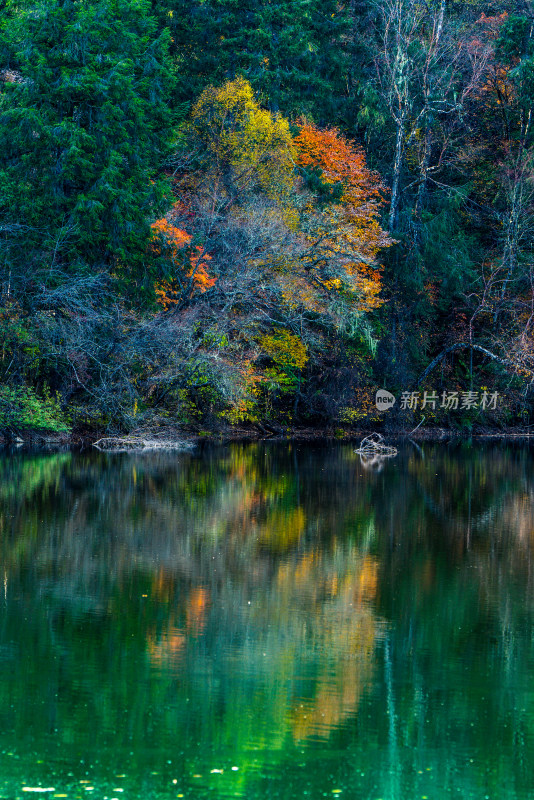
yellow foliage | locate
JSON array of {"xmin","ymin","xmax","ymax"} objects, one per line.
[
  {"xmin": 257, "ymin": 507, "xmax": 306, "ymax": 552},
  {"xmin": 221, "ymin": 359, "xmax": 265, "ymax": 424},
  {"xmin": 190, "ymin": 77, "xmax": 296, "ymax": 203},
  {"xmin": 259, "ymin": 330, "xmax": 308, "ymax": 371}
]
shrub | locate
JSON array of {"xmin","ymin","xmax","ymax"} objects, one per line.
[{"xmin": 0, "ymin": 386, "xmax": 69, "ymax": 433}]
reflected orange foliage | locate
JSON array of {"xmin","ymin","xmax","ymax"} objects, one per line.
[
  {"xmin": 356, "ymin": 556, "xmax": 379, "ymax": 605},
  {"xmin": 290, "ymin": 614, "xmax": 377, "ymax": 742},
  {"xmin": 147, "ymin": 627, "xmax": 186, "ymax": 665},
  {"xmin": 151, "ymin": 567, "xmax": 176, "ymax": 603},
  {"xmin": 279, "ymin": 550, "xmax": 382, "ymax": 742},
  {"xmin": 186, "ymin": 586, "xmax": 210, "ymax": 633},
  {"xmin": 147, "ymin": 582, "xmax": 210, "ymax": 667}
]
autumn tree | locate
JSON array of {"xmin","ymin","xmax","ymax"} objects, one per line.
[
  {"xmin": 187, "ymin": 76, "xmax": 296, "ymax": 205},
  {"xmin": 340, "ymin": 0, "xmax": 503, "ymax": 391},
  {"xmin": 294, "ymin": 121, "xmax": 391, "ymax": 312},
  {"xmin": 364, "ymin": 0, "xmax": 492, "ymax": 235},
  {"xmin": 152, "ymin": 79, "xmax": 392, "ymax": 424},
  {"xmin": 151, "ymin": 219, "xmax": 215, "ymax": 310},
  {"xmin": 443, "ymin": 11, "xmax": 534, "ymax": 389}
]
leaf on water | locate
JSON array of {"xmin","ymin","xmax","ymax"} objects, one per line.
[{"xmin": 22, "ymin": 789, "xmax": 55, "ymax": 793}]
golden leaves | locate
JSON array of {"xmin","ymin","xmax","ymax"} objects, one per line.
[
  {"xmin": 190, "ymin": 77, "xmax": 296, "ymax": 203},
  {"xmin": 260, "ymin": 330, "xmax": 309, "ymax": 371}
]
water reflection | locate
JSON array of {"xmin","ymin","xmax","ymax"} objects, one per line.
[{"xmin": 0, "ymin": 442, "xmax": 534, "ymax": 798}]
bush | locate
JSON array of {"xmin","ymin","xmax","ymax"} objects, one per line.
[{"xmin": 0, "ymin": 386, "xmax": 69, "ymax": 433}]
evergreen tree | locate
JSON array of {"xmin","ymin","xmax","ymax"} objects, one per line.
[
  {"xmin": 0, "ymin": 0, "xmax": 173, "ymax": 296},
  {"xmin": 157, "ymin": 0, "xmax": 350, "ymax": 122}
]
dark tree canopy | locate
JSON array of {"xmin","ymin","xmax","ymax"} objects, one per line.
[
  {"xmin": 0, "ymin": 0, "xmax": 173, "ymax": 281},
  {"xmin": 155, "ymin": 0, "xmax": 351, "ymax": 122}
]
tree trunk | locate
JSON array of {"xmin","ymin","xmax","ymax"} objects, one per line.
[{"xmin": 389, "ymin": 113, "xmax": 405, "ymax": 231}]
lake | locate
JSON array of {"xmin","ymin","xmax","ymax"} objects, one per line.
[{"xmin": 0, "ymin": 441, "xmax": 533, "ymax": 799}]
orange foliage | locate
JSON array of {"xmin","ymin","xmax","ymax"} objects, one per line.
[
  {"xmin": 146, "ymin": 578, "xmax": 211, "ymax": 667},
  {"xmin": 186, "ymin": 586, "xmax": 210, "ymax": 633},
  {"xmin": 293, "ymin": 121, "xmax": 392, "ymax": 309},
  {"xmin": 472, "ymin": 12, "xmax": 514, "ymax": 108},
  {"xmin": 294, "ymin": 121, "xmax": 385, "ymax": 208},
  {"xmin": 221, "ymin": 358, "xmax": 266, "ymax": 424},
  {"xmin": 151, "ymin": 217, "xmax": 215, "ymax": 309},
  {"xmin": 424, "ymin": 281, "xmax": 440, "ymax": 306},
  {"xmin": 476, "ymin": 12, "xmax": 508, "ymax": 36}
]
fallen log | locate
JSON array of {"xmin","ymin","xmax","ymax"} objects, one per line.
[{"xmin": 93, "ymin": 436, "xmax": 194, "ymax": 453}]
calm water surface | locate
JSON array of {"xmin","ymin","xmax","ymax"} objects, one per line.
[{"xmin": 0, "ymin": 442, "xmax": 534, "ymax": 799}]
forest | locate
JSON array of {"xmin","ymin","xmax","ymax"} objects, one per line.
[{"xmin": 1, "ymin": 0, "xmax": 533, "ymax": 437}]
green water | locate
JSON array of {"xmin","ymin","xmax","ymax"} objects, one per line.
[{"xmin": 0, "ymin": 441, "xmax": 533, "ymax": 800}]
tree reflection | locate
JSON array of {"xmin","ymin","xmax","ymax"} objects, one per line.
[{"xmin": 0, "ymin": 443, "xmax": 534, "ymax": 798}]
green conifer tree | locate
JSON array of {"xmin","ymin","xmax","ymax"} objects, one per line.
[
  {"xmin": 158, "ymin": 0, "xmax": 350, "ymax": 122},
  {"xmin": 0, "ymin": 0, "xmax": 173, "ymax": 293}
]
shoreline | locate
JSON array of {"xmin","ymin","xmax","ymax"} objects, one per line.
[{"xmin": 2, "ymin": 424, "xmax": 534, "ymax": 450}]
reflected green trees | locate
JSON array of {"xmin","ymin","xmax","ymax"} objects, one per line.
[
  {"xmin": 0, "ymin": 443, "xmax": 534, "ymax": 798},
  {"xmin": 0, "ymin": 452, "xmax": 70, "ymax": 500}
]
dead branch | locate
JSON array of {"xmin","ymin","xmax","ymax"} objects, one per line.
[
  {"xmin": 417, "ymin": 342, "xmax": 512, "ymax": 385},
  {"xmin": 354, "ymin": 432, "xmax": 398, "ymax": 458}
]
